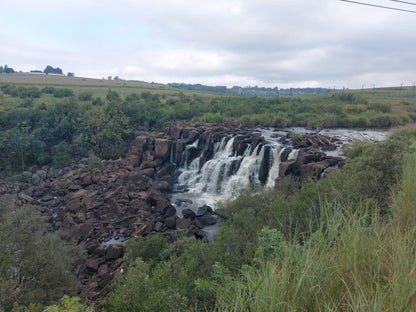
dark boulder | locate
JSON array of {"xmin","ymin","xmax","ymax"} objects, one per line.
[
  {"xmin": 182, "ymin": 208, "xmax": 196, "ymax": 220},
  {"xmin": 105, "ymin": 244, "xmax": 124, "ymax": 260},
  {"xmin": 176, "ymin": 218, "xmax": 192, "ymax": 230},
  {"xmin": 198, "ymin": 215, "xmax": 217, "ymax": 226},
  {"xmin": 85, "ymin": 259, "xmax": 100, "ymax": 273},
  {"xmin": 196, "ymin": 205, "xmax": 213, "ymax": 217}
]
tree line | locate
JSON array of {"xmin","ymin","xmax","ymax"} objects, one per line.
[
  {"xmin": 0, "ymin": 83, "xmax": 414, "ymax": 175},
  {"xmin": 0, "ymin": 65, "xmax": 68, "ymax": 75}
]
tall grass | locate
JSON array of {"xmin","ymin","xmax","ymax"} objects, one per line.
[{"xmin": 215, "ymin": 152, "xmax": 416, "ymax": 311}]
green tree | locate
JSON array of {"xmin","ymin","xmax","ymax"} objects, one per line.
[{"xmin": 0, "ymin": 198, "xmax": 82, "ymax": 311}]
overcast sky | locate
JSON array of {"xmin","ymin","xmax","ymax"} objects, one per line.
[{"xmin": 2, "ymin": 0, "xmax": 416, "ymax": 89}]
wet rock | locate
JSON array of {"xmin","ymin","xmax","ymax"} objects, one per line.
[
  {"xmin": 175, "ymin": 185, "xmax": 189, "ymax": 193},
  {"xmin": 182, "ymin": 208, "xmax": 196, "ymax": 220},
  {"xmin": 175, "ymin": 198, "xmax": 193, "ymax": 206},
  {"xmin": 198, "ymin": 215, "xmax": 217, "ymax": 226},
  {"xmin": 279, "ymin": 160, "xmax": 298, "ymax": 177},
  {"xmin": 280, "ymin": 147, "xmax": 293, "ymax": 162},
  {"xmin": 196, "ymin": 205, "xmax": 213, "ymax": 217}
]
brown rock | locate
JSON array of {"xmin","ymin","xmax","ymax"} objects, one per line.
[
  {"xmin": 98, "ymin": 264, "xmax": 109, "ymax": 277},
  {"xmin": 176, "ymin": 218, "xmax": 192, "ymax": 230},
  {"xmin": 73, "ymin": 223, "xmax": 94, "ymax": 240},
  {"xmin": 156, "ymin": 180, "xmax": 171, "ymax": 193},
  {"xmin": 90, "ymin": 168, "xmax": 102, "ymax": 183},
  {"xmin": 155, "ymin": 138, "xmax": 171, "ymax": 161},
  {"xmin": 79, "ymin": 172, "xmax": 92, "ymax": 186},
  {"xmin": 105, "ymin": 244, "xmax": 124, "ymax": 260},
  {"xmin": 154, "ymin": 221, "xmax": 167, "ymax": 232},
  {"xmin": 141, "ymin": 168, "xmax": 155, "ymax": 178},
  {"xmin": 94, "ymin": 245, "xmax": 107, "ymax": 257},
  {"xmin": 66, "ymin": 198, "xmax": 83, "ymax": 214},
  {"xmin": 279, "ymin": 160, "xmax": 298, "ymax": 177},
  {"xmin": 86, "ymin": 240, "xmax": 100, "ymax": 254},
  {"xmin": 85, "ymin": 259, "xmax": 99, "ymax": 273},
  {"xmin": 165, "ymin": 216, "xmax": 177, "ymax": 229}
]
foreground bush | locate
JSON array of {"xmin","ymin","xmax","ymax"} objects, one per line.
[
  {"xmin": 215, "ymin": 152, "xmax": 416, "ymax": 311},
  {"xmin": 0, "ymin": 199, "xmax": 82, "ymax": 311}
]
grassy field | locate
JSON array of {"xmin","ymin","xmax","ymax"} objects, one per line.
[
  {"xmin": 1, "ymin": 72, "xmax": 416, "ymax": 102},
  {"xmin": 0, "ymin": 73, "xmax": 168, "ymax": 88},
  {"xmin": 0, "ymin": 73, "xmax": 227, "ymax": 99}
]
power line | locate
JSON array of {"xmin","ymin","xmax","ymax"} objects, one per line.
[
  {"xmin": 387, "ymin": 0, "xmax": 416, "ymax": 6},
  {"xmin": 339, "ymin": 0, "xmax": 416, "ymax": 13}
]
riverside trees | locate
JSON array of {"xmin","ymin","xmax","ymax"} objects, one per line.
[{"xmin": 0, "ymin": 198, "xmax": 82, "ymax": 311}]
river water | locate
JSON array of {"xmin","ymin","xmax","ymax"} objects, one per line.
[{"xmin": 169, "ymin": 127, "xmax": 391, "ymax": 238}]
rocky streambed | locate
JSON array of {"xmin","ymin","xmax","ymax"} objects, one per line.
[{"xmin": 0, "ymin": 121, "xmax": 388, "ymax": 304}]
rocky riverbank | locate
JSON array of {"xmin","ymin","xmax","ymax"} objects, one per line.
[{"xmin": 0, "ymin": 121, "xmax": 344, "ymax": 304}]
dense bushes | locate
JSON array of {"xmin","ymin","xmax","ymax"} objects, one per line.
[
  {"xmin": 0, "ymin": 198, "xmax": 82, "ymax": 311},
  {"xmin": 1, "ymin": 83, "xmax": 415, "ymax": 174}
]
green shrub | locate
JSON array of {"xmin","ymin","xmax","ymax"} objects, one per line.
[
  {"xmin": 0, "ymin": 200, "xmax": 82, "ymax": 310},
  {"xmin": 367, "ymin": 102, "xmax": 392, "ymax": 113},
  {"xmin": 61, "ymin": 180, "xmax": 73, "ymax": 189},
  {"xmin": 125, "ymin": 235, "xmax": 167, "ymax": 266},
  {"xmin": 87, "ymin": 153, "xmax": 103, "ymax": 170},
  {"xmin": 44, "ymin": 296, "xmax": 93, "ymax": 312},
  {"xmin": 17, "ymin": 173, "xmax": 32, "ymax": 183}
]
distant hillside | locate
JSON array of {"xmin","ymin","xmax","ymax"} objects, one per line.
[
  {"xmin": 0, "ymin": 73, "xmax": 169, "ymax": 89},
  {"xmin": 168, "ymin": 82, "xmax": 337, "ymax": 97}
]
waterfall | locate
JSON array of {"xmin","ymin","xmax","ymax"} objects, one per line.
[
  {"xmin": 266, "ymin": 143, "xmax": 283, "ymax": 187},
  {"xmin": 174, "ymin": 133, "xmax": 289, "ymax": 208}
]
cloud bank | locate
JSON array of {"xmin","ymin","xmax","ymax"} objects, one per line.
[{"xmin": 2, "ymin": 0, "xmax": 416, "ymax": 88}]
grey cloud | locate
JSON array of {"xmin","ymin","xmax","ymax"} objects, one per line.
[{"xmin": 3, "ymin": 0, "xmax": 416, "ymax": 88}]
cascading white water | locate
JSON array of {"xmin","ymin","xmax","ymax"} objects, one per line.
[
  {"xmin": 174, "ymin": 134, "xmax": 288, "ymax": 211},
  {"xmin": 266, "ymin": 143, "xmax": 284, "ymax": 188},
  {"xmin": 171, "ymin": 127, "xmax": 391, "ymax": 240}
]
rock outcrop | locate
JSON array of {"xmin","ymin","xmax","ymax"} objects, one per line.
[
  {"xmin": 0, "ymin": 121, "xmax": 345, "ymax": 305},
  {"xmin": 279, "ymin": 148, "xmax": 345, "ymax": 182},
  {"xmin": 0, "ymin": 121, "xmax": 263, "ymax": 304}
]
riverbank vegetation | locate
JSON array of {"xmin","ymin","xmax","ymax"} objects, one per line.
[
  {"xmin": 1, "ymin": 81, "xmax": 416, "ymax": 175},
  {"xmin": 2, "ymin": 79, "xmax": 416, "ymax": 311},
  {"xmin": 5, "ymin": 126, "xmax": 416, "ymax": 311}
]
